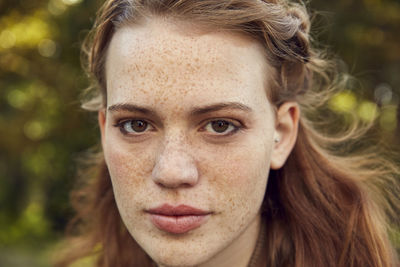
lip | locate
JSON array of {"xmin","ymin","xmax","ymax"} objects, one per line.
[{"xmin": 147, "ymin": 204, "xmax": 211, "ymax": 234}]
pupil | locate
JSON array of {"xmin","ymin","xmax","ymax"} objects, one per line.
[
  {"xmin": 132, "ymin": 120, "xmax": 146, "ymax": 132},
  {"xmin": 212, "ymin": 120, "xmax": 229, "ymax": 133}
]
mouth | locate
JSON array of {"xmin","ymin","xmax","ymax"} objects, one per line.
[{"xmin": 146, "ymin": 204, "xmax": 212, "ymax": 234}]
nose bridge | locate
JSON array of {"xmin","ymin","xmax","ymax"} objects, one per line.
[{"xmin": 152, "ymin": 130, "xmax": 199, "ymax": 188}]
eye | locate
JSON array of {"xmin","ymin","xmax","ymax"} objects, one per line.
[
  {"xmin": 117, "ymin": 119, "xmax": 152, "ymax": 134},
  {"xmin": 204, "ymin": 119, "xmax": 239, "ymax": 135}
]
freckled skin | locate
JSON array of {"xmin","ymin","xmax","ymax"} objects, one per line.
[{"xmin": 101, "ymin": 17, "xmax": 278, "ymax": 267}]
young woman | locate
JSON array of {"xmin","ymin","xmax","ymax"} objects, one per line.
[{"xmin": 58, "ymin": 0, "xmax": 399, "ymax": 266}]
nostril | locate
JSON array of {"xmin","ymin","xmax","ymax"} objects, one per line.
[
  {"xmin": 155, "ymin": 181, "xmax": 167, "ymax": 188},
  {"xmin": 155, "ymin": 181, "xmax": 195, "ymax": 189}
]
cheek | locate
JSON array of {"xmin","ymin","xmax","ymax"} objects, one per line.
[
  {"xmin": 200, "ymin": 140, "xmax": 272, "ymax": 209},
  {"xmin": 196, "ymin": 144, "xmax": 270, "ymax": 238},
  {"xmin": 103, "ymin": 139, "xmax": 160, "ymax": 230},
  {"xmin": 207, "ymin": 141, "xmax": 271, "ymax": 185},
  {"xmin": 103, "ymin": 137, "xmax": 155, "ymax": 198}
]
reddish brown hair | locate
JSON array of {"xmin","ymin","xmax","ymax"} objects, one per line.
[{"xmin": 57, "ymin": 0, "xmax": 399, "ymax": 266}]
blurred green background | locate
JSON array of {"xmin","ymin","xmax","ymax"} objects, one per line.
[{"xmin": 0, "ymin": 0, "xmax": 399, "ymax": 266}]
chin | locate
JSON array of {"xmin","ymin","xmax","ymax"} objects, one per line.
[
  {"xmin": 153, "ymin": 256, "xmax": 204, "ymax": 267},
  {"xmin": 155, "ymin": 259, "xmax": 198, "ymax": 267},
  {"xmin": 149, "ymin": 245, "xmax": 214, "ymax": 267}
]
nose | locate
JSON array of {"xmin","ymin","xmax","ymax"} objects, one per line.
[{"xmin": 152, "ymin": 136, "xmax": 199, "ymax": 188}]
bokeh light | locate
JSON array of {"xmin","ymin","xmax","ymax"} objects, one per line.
[
  {"xmin": 329, "ymin": 91, "xmax": 357, "ymax": 113},
  {"xmin": 23, "ymin": 121, "xmax": 47, "ymax": 141},
  {"xmin": 374, "ymin": 83, "xmax": 393, "ymax": 105},
  {"xmin": 48, "ymin": 0, "xmax": 67, "ymax": 16},
  {"xmin": 357, "ymin": 101, "xmax": 379, "ymax": 122},
  {"xmin": 38, "ymin": 39, "xmax": 57, "ymax": 58},
  {"xmin": 0, "ymin": 30, "xmax": 16, "ymax": 49},
  {"xmin": 62, "ymin": 0, "xmax": 84, "ymax": 5},
  {"xmin": 0, "ymin": 13, "xmax": 52, "ymax": 50},
  {"xmin": 7, "ymin": 89, "xmax": 29, "ymax": 110},
  {"xmin": 379, "ymin": 105, "xmax": 398, "ymax": 132}
]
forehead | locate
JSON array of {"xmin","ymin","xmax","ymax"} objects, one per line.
[{"xmin": 105, "ymin": 17, "xmax": 270, "ymax": 108}]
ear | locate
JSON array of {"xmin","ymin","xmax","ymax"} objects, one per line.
[
  {"xmin": 98, "ymin": 109, "xmax": 107, "ymax": 150},
  {"xmin": 270, "ymin": 102, "xmax": 300, "ymax": 170}
]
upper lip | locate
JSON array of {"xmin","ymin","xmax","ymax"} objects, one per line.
[{"xmin": 147, "ymin": 204, "xmax": 211, "ymax": 216}]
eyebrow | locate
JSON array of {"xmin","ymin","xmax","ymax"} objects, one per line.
[
  {"xmin": 189, "ymin": 102, "xmax": 253, "ymax": 116},
  {"xmin": 107, "ymin": 102, "xmax": 253, "ymax": 117},
  {"xmin": 108, "ymin": 103, "xmax": 156, "ymax": 115}
]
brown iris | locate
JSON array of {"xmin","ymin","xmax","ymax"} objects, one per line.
[
  {"xmin": 211, "ymin": 120, "xmax": 230, "ymax": 133},
  {"xmin": 129, "ymin": 120, "xmax": 147, "ymax": 132}
]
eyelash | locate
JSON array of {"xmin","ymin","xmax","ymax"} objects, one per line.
[
  {"xmin": 113, "ymin": 119, "xmax": 154, "ymax": 135},
  {"xmin": 113, "ymin": 118, "xmax": 243, "ymax": 137},
  {"xmin": 201, "ymin": 119, "xmax": 241, "ymax": 137}
]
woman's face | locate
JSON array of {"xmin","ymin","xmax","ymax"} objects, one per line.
[{"xmin": 100, "ymin": 18, "xmax": 285, "ymax": 266}]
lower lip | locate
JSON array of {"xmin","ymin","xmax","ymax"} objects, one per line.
[{"xmin": 149, "ymin": 214, "xmax": 210, "ymax": 234}]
